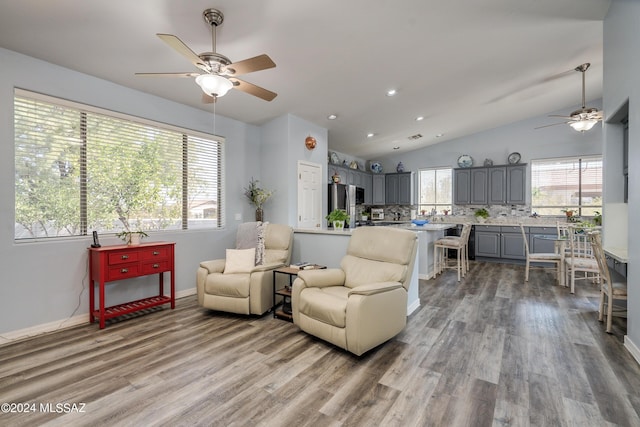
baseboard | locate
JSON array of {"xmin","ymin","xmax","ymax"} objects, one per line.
[
  {"xmin": 0, "ymin": 288, "xmax": 197, "ymax": 347},
  {"xmin": 624, "ymin": 335, "xmax": 640, "ymax": 366},
  {"xmin": 407, "ymin": 299, "xmax": 420, "ymax": 316}
]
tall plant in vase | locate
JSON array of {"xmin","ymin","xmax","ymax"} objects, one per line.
[{"xmin": 244, "ymin": 178, "xmax": 274, "ymax": 221}]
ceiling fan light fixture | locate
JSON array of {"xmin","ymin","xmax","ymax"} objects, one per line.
[
  {"xmin": 195, "ymin": 74, "xmax": 233, "ymax": 97},
  {"xmin": 569, "ymin": 119, "xmax": 598, "ymax": 132}
]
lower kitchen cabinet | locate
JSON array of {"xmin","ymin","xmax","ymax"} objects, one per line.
[
  {"xmin": 474, "ymin": 225, "xmax": 525, "ymax": 260},
  {"xmin": 529, "ymin": 226, "xmax": 557, "ymax": 254}
]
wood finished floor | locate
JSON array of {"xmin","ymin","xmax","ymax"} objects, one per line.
[{"xmin": 1, "ymin": 261, "xmax": 639, "ymax": 427}]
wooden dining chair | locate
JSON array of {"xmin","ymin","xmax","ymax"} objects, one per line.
[
  {"xmin": 564, "ymin": 225, "xmax": 600, "ymax": 294},
  {"xmin": 588, "ymin": 231, "xmax": 627, "ymax": 333},
  {"xmin": 520, "ymin": 224, "xmax": 562, "ymax": 284}
]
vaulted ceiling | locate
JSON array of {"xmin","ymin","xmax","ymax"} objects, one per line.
[{"xmin": 0, "ymin": 0, "xmax": 611, "ymax": 159}]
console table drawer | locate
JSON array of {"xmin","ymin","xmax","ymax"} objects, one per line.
[
  {"xmin": 142, "ymin": 260, "xmax": 170, "ymax": 274},
  {"xmin": 107, "ymin": 263, "xmax": 141, "ymax": 280},
  {"xmin": 108, "ymin": 251, "xmax": 140, "ymax": 265},
  {"xmin": 141, "ymin": 246, "xmax": 170, "ymax": 261}
]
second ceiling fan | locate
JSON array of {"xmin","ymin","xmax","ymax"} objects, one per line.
[
  {"xmin": 136, "ymin": 8, "xmax": 277, "ymax": 103},
  {"xmin": 537, "ymin": 63, "xmax": 602, "ymax": 132}
]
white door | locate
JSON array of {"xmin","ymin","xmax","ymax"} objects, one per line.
[{"xmin": 297, "ymin": 161, "xmax": 323, "ymax": 229}]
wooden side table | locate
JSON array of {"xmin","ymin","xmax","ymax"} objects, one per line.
[{"xmin": 272, "ymin": 265, "xmax": 325, "ymax": 321}]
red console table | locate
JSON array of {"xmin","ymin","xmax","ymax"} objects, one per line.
[{"xmin": 88, "ymin": 241, "xmax": 175, "ymax": 329}]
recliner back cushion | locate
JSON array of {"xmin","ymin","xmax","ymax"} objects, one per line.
[
  {"xmin": 263, "ymin": 223, "xmax": 293, "ymax": 264},
  {"xmin": 347, "ymin": 227, "xmax": 416, "ymax": 265},
  {"xmin": 341, "ymin": 255, "xmax": 406, "ymax": 288}
]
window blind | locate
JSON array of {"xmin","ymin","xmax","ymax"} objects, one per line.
[{"xmin": 14, "ymin": 90, "xmax": 224, "ymax": 240}]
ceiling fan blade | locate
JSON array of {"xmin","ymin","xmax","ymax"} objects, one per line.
[
  {"xmin": 548, "ymin": 114, "xmax": 575, "ymax": 119},
  {"xmin": 535, "ymin": 122, "xmax": 569, "ymax": 130},
  {"xmin": 229, "ymin": 78, "xmax": 277, "ymax": 101},
  {"xmin": 135, "ymin": 72, "xmax": 200, "ymax": 78},
  {"xmin": 202, "ymin": 93, "xmax": 216, "ymax": 104},
  {"xmin": 157, "ymin": 34, "xmax": 207, "ymax": 71},
  {"xmin": 225, "ymin": 54, "xmax": 276, "ymax": 76}
]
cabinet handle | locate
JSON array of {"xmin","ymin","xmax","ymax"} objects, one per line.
[
  {"xmin": 153, "ymin": 251, "xmax": 160, "ymax": 256},
  {"xmin": 152, "ymin": 264, "xmax": 159, "ymax": 268},
  {"xmin": 121, "ymin": 268, "xmax": 128, "ymax": 273},
  {"xmin": 121, "ymin": 255, "xmax": 129, "ymax": 260}
]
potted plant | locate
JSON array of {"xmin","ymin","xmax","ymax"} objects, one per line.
[
  {"xmin": 474, "ymin": 208, "xmax": 490, "ymax": 223},
  {"xmin": 361, "ymin": 211, "xmax": 370, "ymax": 222},
  {"xmin": 593, "ymin": 210, "xmax": 602, "ymax": 226},
  {"xmin": 244, "ymin": 178, "xmax": 274, "ymax": 221},
  {"xmin": 326, "ymin": 209, "xmax": 350, "ymax": 230},
  {"xmin": 116, "ymin": 229, "xmax": 148, "ymax": 245}
]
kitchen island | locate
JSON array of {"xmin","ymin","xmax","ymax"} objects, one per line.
[{"xmin": 293, "ymin": 223, "xmax": 457, "ymax": 315}]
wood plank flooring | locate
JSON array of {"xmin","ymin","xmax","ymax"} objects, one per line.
[{"xmin": 1, "ymin": 261, "xmax": 639, "ymax": 426}]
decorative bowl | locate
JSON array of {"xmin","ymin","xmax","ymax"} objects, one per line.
[{"xmin": 411, "ymin": 219, "xmax": 429, "ymax": 226}]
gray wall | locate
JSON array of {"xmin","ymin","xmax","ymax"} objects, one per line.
[
  {"xmin": 0, "ymin": 47, "xmax": 260, "ymax": 334},
  {"xmin": 376, "ymin": 101, "xmax": 603, "ymax": 207},
  {"xmin": 603, "ymin": 0, "xmax": 639, "ymax": 349}
]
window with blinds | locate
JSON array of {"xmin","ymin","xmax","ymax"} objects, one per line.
[
  {"xmin": 418, "ymin": 167, "xmax": 452, "ymax": 215},
  {"xmin": 14, "ymin": 90, "xmax": 224, "ymax": 240},
  {"xmin": 531, "ymin": 156, "xmax": 602, "ymax": 216}
]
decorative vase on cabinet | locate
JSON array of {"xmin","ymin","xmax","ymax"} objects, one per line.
[{"xmin": 255, "ymin": 208, "xmax": 263, "ymax": 222}]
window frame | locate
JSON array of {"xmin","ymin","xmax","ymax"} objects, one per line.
[
  {"xmin": 417, "ymin": 166, "xmax": 453, "ymax": 215},
  {"xmin": 530, "ymin": 155, "xmax": 602, "ymax": 217},
  {"xmin": 14, "ymin": 89, "xmax": 225, "ymax": 242}
]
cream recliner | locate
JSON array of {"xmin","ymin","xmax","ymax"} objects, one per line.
[
  {"xmin": 197, "ymin": 223, "xmax": 293, "ymax": 315},
  {"xmin": 292, "ymin": 226, "xmax": 417, "ymax": 356}
]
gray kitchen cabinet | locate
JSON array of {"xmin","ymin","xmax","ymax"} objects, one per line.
[
  {"xmin": 361, "ymin": 173, "xmax": 372, "ymax": 204},
  {"xmin": 488, "ymin": 167, "xmax": 507, "ymax": 205},
  {"xmin": 475, "ymin": 225, "xmax": 526, "ymax": 260},
  {"xmin": 372, "ymin": 174, "xmax": 385, "ymax": 205},
  {"xmin": 500, "ymin": 226, "xmax": 526, "ymax": 260},
  {"xmin": 455, "ymin": 164, "xmax": 526, "ymax": 206},
  {"xmin": 506, "ymin": 165, "xmax": 526, "ymax": 204},
  {"xmin": 454, "ymin": 169, "xmax": 471, "ymax": 204},
  {"xmin": 385, "ymin": 172, "xmax": 414, "ymax": 205},
  {"xmin": 529, "ymin": 226, "xmax": 557, "ymax": 254},
  {"xmin": 475, "ymin": 225, "xmax": 501, "ymax": 258},
  {"xmin": 470, "ymin": 168, "xmax": 488, "ymax": 204}
]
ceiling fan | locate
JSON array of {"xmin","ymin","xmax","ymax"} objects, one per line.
[
  {"xmin": 536, "ymin": 63, "xmax": 602, "ymax": 132},
  {"xmin": 136, "ymin": 8, "xmax": 276, "ymax": 103}
]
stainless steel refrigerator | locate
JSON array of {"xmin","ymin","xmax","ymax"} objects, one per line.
[{"xmin": 328, "ymin": 183, "xmax": 356, "ymax": 228}]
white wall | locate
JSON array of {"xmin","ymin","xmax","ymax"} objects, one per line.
[
  {"xmin": 603, "ymin": 0, "xmax": 640, "ymax": 351},
  {"xmin": 0, "ymin": 48, "xmax": 260, "ymax": 335}
]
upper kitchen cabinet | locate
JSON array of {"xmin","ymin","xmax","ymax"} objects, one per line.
[
  {"xmin": 455, "ymin": 164, "xmax": 526, "ymax": 205},
  {"xmin": 372, "ymin": 174, "xmax": 385, "ymax": 205},
  {"xmin": 385, "ymin": 172, "xmax": 414, "ymax": 205},
  {"xmin": 454, "ymin": 168, "xmax": 488, "ymax": 204}
]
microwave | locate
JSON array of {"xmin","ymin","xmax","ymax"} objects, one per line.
[{"xmin": 371, "ymin": 208, "xmax": 384, "ymax": 220}]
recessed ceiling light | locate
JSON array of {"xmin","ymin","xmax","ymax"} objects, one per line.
[
  {"xmin": 386, "ymin": 89, "xmax": 397, "ymax": 96},
  {"xmin": 415, "ymin": 116, "xmax": 424, "ymax": 121},
  {"xmin": 327, "ymin": 114, "xmax": 337, "ymax": 120},
  {"xmin": 435, "ymin": 133, "xmax": 444, "ymax": 138},
  {"xmin": 393, "ymin": 146, "xmax": 400, "ymax": 150},
  {"xmin": 367, "ymin": 133, "xmax": 375, "ymax": 138}
]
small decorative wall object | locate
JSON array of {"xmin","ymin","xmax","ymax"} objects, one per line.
[
  {"xmin": 305, "ymin": 135, "xmax": 317, "ymax": 150},
  {"xmin": 370, "ymin": 161, "xmax": 383, "ymax": 173},
  {"xmin": 457, "ymin": 154, "xmax": 473, "ymax": 168},
  {"xmin": 349, "ymin": 160, "xmax": 358, "ymax": 169},
  {"xmin": 396, "ymin": 161, "xmax": 405, "ymax": 173},
  {"xmin": 329, "ymin": 151, "xmax": 340, "ymax": 164},
  {"xmin": 507, "ymin": 152, "xmax": 521, "ymax": 164},
  {"xmin": 332, "ymin": 171, "xmax": 341, "ymax": 183},
  {"xmin": 483, "ymin": 158, "xmax": 493, "ymax": 167}
]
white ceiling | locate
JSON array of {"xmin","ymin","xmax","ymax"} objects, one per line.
[{"xmin": 0, "ymin": 0, "xmax": 611, "ymax": 159}]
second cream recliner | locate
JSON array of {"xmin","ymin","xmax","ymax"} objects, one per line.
[
  {"xmin": 196, "ymin": 223, "xmax": 293, "ymax": 315},
  {"xmin": 292, "ymin": 226, "xmax": 418, "ymax": 356}
]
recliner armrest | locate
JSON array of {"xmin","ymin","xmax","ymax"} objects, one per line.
[
  {"xmin": 251, "ymin": 262, "xmax": 285, "ymax": 273},
  {"xmin": 348, "ymin": 281, "xmax": 404, "ymax": 296},
  {"xmin": 296, "ymin": 268, "xmax": 345, "ymax": 288},
  {"xmin": 199, "ymin": 259, "xmax": 225, "ymax": 274}
]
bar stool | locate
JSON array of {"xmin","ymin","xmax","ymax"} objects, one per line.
[{"xmin": 434, "ymin": 223, "xmax": 471, "ymax": 281}]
